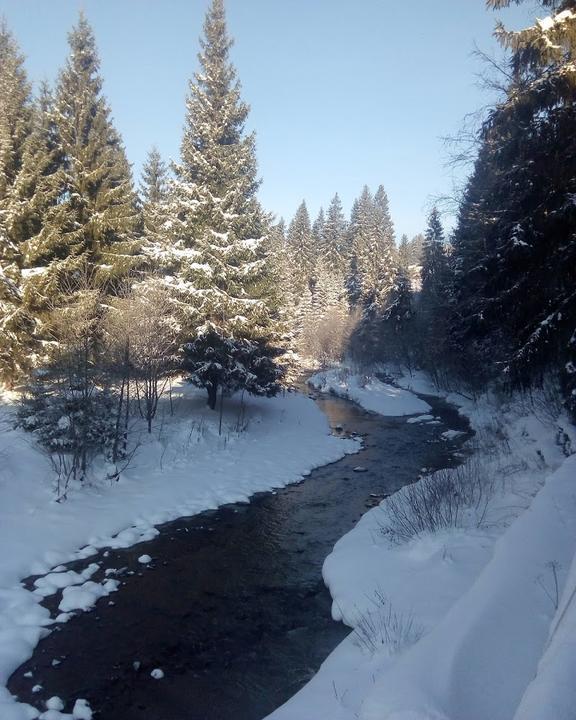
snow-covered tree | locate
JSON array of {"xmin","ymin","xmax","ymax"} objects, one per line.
[
  {"xmin": 0, "ymin": 20, "xmax": 34, "ymax": 383},
  {"xmin": 322, "ymin": 193, "xmax": 347, "ymax": 270},
  {"xmin": 0, "ymin": 217, "xmax": 34, "ymax": 383},
  {"xmin": 23, "ymin": 13, "xmax": 141, "ymax": 312},
  {"xmin": 287, "ymin": 200, "xmax": 315, "ymax": 292},
  {"xmin": 139, "ymin": 146, "xmax": 172, "ymax": 274},
  {"xmin": 170, "ymin": 0, "xmax": 282, "ymax": 405},
  {"xmin": 312, "ymin": 207, "xmax": 325, "ymax": 258}
]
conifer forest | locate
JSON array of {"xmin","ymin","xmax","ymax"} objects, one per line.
[{"xmin": 0, "ymin": 2, "xmax": 575, "ymax": 720}]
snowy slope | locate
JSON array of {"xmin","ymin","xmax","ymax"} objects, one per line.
[{"xmin": 268, "ymin": 370, "xmax": 576, "ymax": 720}]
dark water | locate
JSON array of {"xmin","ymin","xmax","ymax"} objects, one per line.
[{"xmin": 8, "ymin": 388, "xmax": 470, "ymax": 720}]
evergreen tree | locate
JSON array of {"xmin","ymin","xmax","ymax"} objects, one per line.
[
  {"xmin": 170, "ymin": 0, "xmax": 282, "ymax": 407},
  {"xmin": 419, "ymin": 207, "xmax": 452, "ymax": 384},
  {"xmin": 398, "ymin": 233, "xmax": 411, "ymax": 270},
  {"xmin": 311, "ymin": 206, "xmax": 325, "ymax": 258},
  {"xmin": 0, "ymin": 19, "xmax": 32, "ymax": 213},
  {"xmin": 449, "ymin": 1, "xmax": 576, "ymax": 409},
  {"xmin": 140, "ymin": 146, "xmax": 172, "ymax": 273},
  {"xmin": 421, "ymin": 207, "xmax": 449, "ymax": 299},
  {"xmin": 0, "ymin": 20, "xmax": 34, "ymax": 383},
  {"xmin": 0, "ymin": 217, "xmax": 34, "ymax": 382},
  {"xmin": 323, "ymin": 193, "xmax": 347, "ymax": 273},
  {"xmin": 11, "ymin": 84, "xmax": 65, "ymax": 317},
  {"xmin": 24, "ymin": 13, "xmax": 140, "ymax": 311},
  {"xmin": 287, "ymin": 200, "xmax": 315, "ymax": 291}
]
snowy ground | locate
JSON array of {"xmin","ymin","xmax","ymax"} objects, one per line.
[
  {"xmin": 0, "ymin": 381, "xmax": 359, "ymax": 720},
  {"xmin": 268, "ymin": 367, "xmax": 576, "ymax": 720},
  {"xmin": 309, "ymin": 367, "xmax": 431, "ymax": 416}
]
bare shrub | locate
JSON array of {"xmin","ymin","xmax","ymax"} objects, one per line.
[
  {"xmin": 106, "ymin": 281, "xmax": 180, "ymax": 433},
  {"xmin": 300, "ymin": 307, "xmax": 359, "ymax": 366},
  {"xmin": 380, "ymin": 459, "xmax": 495, "ymax": 544},
  {"xmin": 352, "ymin": 589, "xmax": 424, "ymax": 655}
]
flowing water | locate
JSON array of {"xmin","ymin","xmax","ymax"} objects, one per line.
[{"xmin": 8, "ymin": 387, "xmax": 470, "ymax": 720}]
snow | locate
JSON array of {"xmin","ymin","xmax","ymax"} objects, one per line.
[
  {"xmin": 137, "ymin": 555, "xmax": 152, "ymax": 565},
  {"xmin": 45, "ymin": 698, "xmax": 64, "ymax": 712},
  {"xmin": 71, "ymin": 699, "xmax": 92, "ymax": 720},
  {"xmin": 0, "ymin": 382, "xmax": 358, "ymax": 719},
  {"xmin": 268, "ymin": 370, "xmax": 576, "ymax": 720},
  {"xmin": 309, "ymin": 368, "xmax": 431, "ymax": 416},
  {"xmin": 58, "ymin": 580, "xmax": 119, "ymax": 613},
  {"xmin": 150, "ymin": 668, "xmax": 164, "ymax": 680}
]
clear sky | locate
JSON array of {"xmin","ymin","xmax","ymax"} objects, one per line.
[{"xmin": 1, "ymin": 0, "xmax": 537, "ymax": 238}]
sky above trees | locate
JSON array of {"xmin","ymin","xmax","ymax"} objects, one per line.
[{"xmin": 1, "ymin": 0, "xmax": 535, "ymax": 238}]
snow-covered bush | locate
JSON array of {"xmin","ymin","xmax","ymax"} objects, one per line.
[
  {"xmin": 19, "ymin": 380, "xmax": 117, "ymax": 497},
  {"xmin": 183, "ymin": 325, "xmax": 285, "ymax": 411},
  {"xmin": 381, "ymin": 459, "xmax": 495, "ymax": 544}
]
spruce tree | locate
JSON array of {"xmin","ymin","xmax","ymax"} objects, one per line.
[
  {"xmin": 0, "ymin": 217, "xmax": 34, "ymax": 383},
  {"xmin": 398, "ymin": 233, "xmax": 411, "ymax": 270},
  {"xmin": 0, "ymin": 20, "xmax": 34, "ymax": 383},
  {"xmin": 449, "ymin": 1, "xmax": 576, "ymax": 409},
  {"xmin": 140, "ymin": 146, "xmax": 172, "ymax": 274},
  {"xmin": 287, "ymin": 200, "xmax": 315, "ymax": 291},
  {"xmin": 323, "ymin": 193, "xmax": 347, "ymax": 274},
  {"xmin": 312, "ymin": 207, "xmax": 325, "ymax": 258},
  {"xmin": 24, "ymin": 13, "xmax": 140, "ymax": 311},
  {"xmin": 171, "ymin": 0, "xmax": 282, "ymax": 407},
  {"xmin": 419, "ymin": 207, "xmax": 451, "ymax": 382},
  {"xmin": 0, "ymin": 19, "xmax": 32, "ymax": 212}
]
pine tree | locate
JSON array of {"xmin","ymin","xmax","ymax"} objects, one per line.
[
  {"xmin": 171, "ymin": 0, "xmax": 282, "ymax": 407},
  {"xmin": 449, "ymin": 1, "xmax": 576, "ymax": 409},
  {"xmin": 348, "ymin": 185, "xmax": 397, "ymax": 310},
  {"xmin": 312, "ymin": 207, "xmax": 325, "ymax": 258},
  {"xmin": 421, "ymin": 207, "xmax": 449, "ymax": 299},
  {"xmin": 287, "ymin": 200, "xmax": 315, "ymax": 292},
  {"xmin": 0, "ymin": 20, "xmax": 34, "ymax": 383},
  {"xmin": 323, "ymin": 193, "xmax": 347, "ymax": 274},
  {"xmin": 0, "ymin": 19, "xmax": 32, "ymax": 212},
  {"xmin": 11, "ymin": 83, "xmax": 65, "ymax": 317},
  {"xmin": 0, "ymin": 217, "xmax": 34, "ymax": 382},
  {"xmin": 418, "ymin": 207, "xmax": 452, "ymax": 383},
  {"xmin": 139, "ymin": 146, "xmax": 172, "ymax": 274},
  {"xmin": 24, "ymin": 13, "xmax": 140, "ymax": 311},
  {"xmin": 398, "ymin": 233, "xmax": 411, "ymax": 270}
]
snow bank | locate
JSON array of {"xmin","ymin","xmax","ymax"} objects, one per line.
[
  {"xmin": 309, "ymin": 368, "xmax": 431, "ymax": 416},
  {"xmin": 359, "ymin": 453, "xmax": 576, "ymax": 720},
  {"xmin": 269, "ymin": 378, "xmax": 576, "ymax": 720},
  {"xmin": 0, "ymin": 383, "xmax": 358, "ymax": 719}
]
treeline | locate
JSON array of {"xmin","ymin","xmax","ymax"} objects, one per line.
[
  {"xmin": 1, "ymin": 0, "xmax": 575, "ymax": 490},
  {"xmin": 0, "ymin": 1, "xmax": 287, "ymax": 491},
  {"xmin": 269, "ymin": 189, "xmax": 424, "ymax": 366},
  {"xmin": 277, "ymin": 0, "xmax": 576, "ymax": 421}
]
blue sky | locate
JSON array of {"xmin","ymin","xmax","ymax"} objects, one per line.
[{"xmin": 1, "ymin": 0, "xmax": 536, "ymax": 238}]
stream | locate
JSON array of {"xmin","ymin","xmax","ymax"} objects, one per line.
[{"xmin": 8, "ymin": 387, "xmax": 470, "ymax": 720}]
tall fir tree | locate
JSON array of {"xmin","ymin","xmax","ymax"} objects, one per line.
[
  {"xmin": 23, "ymin": 13, "xmax": 140, "ymax": 313},
  {"xmin": 0, "ymin": 20, "xmax": 34, "ymax": 383},
  {"xmin": 449, "ymin": 1, "xmax": 576, "ymax": 409},
  {"xmin": 419, "ymin": 207, "xmax": 452, "ymax": 382},
  {"xmin": 311, "ymin": 207, "xmax": 325, "ymax": 258},
  {"xmin": 287, "ymin": 200, "xmax": 315, "ymax": 292},
  {"xmin": 323, "ymin": 192, "xmax": 347, "ymax": 274},
  {"xmin": 139, "ymin": 146, "xmax": 172, "ymax": 274},
  {"xmin": 172, "ymin": 0, "xmax": 282, "ymax": 406}
]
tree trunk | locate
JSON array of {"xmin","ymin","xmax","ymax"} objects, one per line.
[{"xmin": 207, "ymin": 381, "xmax": 218, "ymax": 410}]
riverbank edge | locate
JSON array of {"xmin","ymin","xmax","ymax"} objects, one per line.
[
  {"xmin": 0, "ymin": 384, "xmax": 360, "ymax": 720},
  {"xmin": 267, "ymin": 366, "xmax": 576, "ymax": 720}
]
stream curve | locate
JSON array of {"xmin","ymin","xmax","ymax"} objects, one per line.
[{"xmin": 8, "ymin": 387, "xmax": 470, "ymax": 720}]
